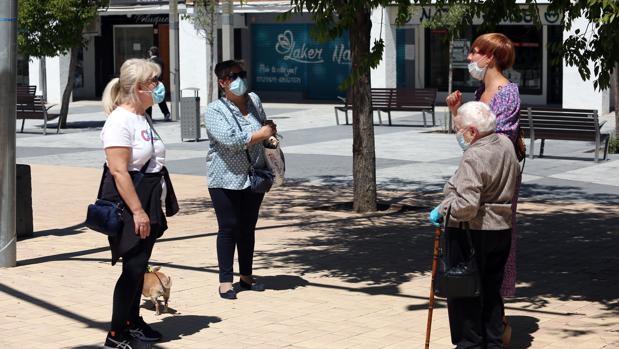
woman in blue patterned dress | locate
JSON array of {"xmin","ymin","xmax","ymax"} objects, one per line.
[{"xmin": 204, "ymin": 60, "xmax": 277, "ymax": 300}]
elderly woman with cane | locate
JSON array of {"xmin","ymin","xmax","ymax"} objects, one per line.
[{"xmin": 429, "ymin": 101, "xmax": 519, "ymax": 348}]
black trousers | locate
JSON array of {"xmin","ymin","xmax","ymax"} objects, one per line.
[
  {"xmin": 110, "ymin": 232, "xmax": 157, "ymax": 332},
  {"xmin": 209, "ymin": 187, "xmax": 265, "ymax": 283},
  {"xmin": 446, "ymin": 227, "xmax": 511, "ymax": 349},
  {"xmin": 146, "ymin": 101, "xmax": 170, "ymax": 119}
]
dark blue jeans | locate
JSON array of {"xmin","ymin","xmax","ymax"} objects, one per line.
[{"xmin": 209, "ymin": 187, "xmax": 265, "ymax": 283}]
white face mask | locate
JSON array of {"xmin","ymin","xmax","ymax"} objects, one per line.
[{"xmin": 468, "ymin": 61, "xmax": 487, "ymax": 80}]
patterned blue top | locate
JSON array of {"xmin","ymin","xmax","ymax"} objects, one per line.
[{"xmin": 205, "ymin": 92, "xmax": 268, "ymax": 189}]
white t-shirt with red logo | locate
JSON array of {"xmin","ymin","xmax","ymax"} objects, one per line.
[{"xmin": 101, "ymin": 106, "xmax": 165, "ymax": 173}]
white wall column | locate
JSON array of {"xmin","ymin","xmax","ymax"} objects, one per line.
[
  {"xmin": 179, "ymin": 15, "xmax": 208, "ymax": 103},
  {"xmin": 370, "ymin": 6, "xmax": 396, "ymax": 88},
  {"xmin": 28, "ymin": 54, "xmax": 69, "ymax": 104},
  {"xmin": 562, "ymin": 16, "xmax": 609, "ymax": 113}
]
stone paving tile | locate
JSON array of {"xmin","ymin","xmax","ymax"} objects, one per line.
[{"xmin": 1, "ymin": 164, "xmax": 618, "ymax": 348}]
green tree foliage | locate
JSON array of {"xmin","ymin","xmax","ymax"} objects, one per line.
[
  {"xmin": 550, "ymin": 0, "xmax": 619, "ymax": 91},
  {"xmin": 17, "ymin": 0, "xmax": 108, "ymax": 126},
  {"xmin": 17, "ymin": 0, "xmax": 104, "ymax": 58}
]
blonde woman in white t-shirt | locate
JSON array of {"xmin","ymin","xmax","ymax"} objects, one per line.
[{"xmin": 100, "ymin": 58, "xmax": 178, "ymax": 349}]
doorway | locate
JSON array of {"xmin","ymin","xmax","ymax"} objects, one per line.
[{"xmin": 113, "ymin": 25, "xmax": 153, "ymax": 74}]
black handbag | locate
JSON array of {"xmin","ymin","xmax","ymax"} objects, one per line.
[
  {"xmin": 220, "ymin": 98, "xmax": 274, "ymax": 193},
  {"xmin": 434, "ymin": 209, "xmax": 480, "ymax": 299}
]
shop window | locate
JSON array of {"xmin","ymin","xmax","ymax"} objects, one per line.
[
  {"xmin": 396, "ymin": 28, "xmax": 416, "ymax": 88},
  {"xmin": 425, "ymin": 25, "xmax": 543, "ymax": 95},
  {"xmin": 217, "ymin": 28, "xmax": 243, "ymax": 62},
  {"xmin": 547, "ymin": 25, "xmax": 563, "ymax": 104},
  {"xmin": 16, "ymin": 54, "xmax": 29, "ymax": 86}
]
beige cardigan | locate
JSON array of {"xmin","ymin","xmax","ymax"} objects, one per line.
[{"xmin": 439, "ymin": 133, "xmax": 519, "ymax": 230}]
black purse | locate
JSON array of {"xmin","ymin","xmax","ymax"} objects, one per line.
[
  {"xmin": 220, "ymin": 98, "xmax": 274, "ymax": 193},
  {"xmin": 434, "ymin": 209, "xmax": 481, "ymax": 299}
]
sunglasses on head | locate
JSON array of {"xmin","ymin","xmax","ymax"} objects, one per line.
[{"xmin": 227, "ymin": 71, "xmax": 247, "ymax": 80}]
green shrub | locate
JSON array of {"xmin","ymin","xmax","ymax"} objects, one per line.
[{"xmin": 609, "ymin": 135, "xmax": 619, "ymax": 154}]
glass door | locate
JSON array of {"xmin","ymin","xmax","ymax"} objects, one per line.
[
  {"xmin": 113, "ymin": 25, "xmax": 153, "ymax": 74},
  {"xmin": 396, "ymin": 28, "xmax": 416, "ymax": 88}
]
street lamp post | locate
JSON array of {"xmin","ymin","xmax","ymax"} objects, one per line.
[
  {"xmin": 0, "ymin": 0, "xmax": 18, "ymax": 268},
  {"xmin": 222, "ymin": 0, "xmax": 233, "ymax": 60},
  {"xmin": 169, "ymin": 0, "xmax": 180, "ymax": 122}
]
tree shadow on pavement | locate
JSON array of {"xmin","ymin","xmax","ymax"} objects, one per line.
[
  {"xmin": 254, "ymin": 178, "xmax": 619, "ymax": 317},
  {"xmin": 20, "ymin": 222, "xmax": 88, "ymax": 240}
]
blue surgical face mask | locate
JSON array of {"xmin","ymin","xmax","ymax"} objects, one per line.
[
  {"xmin": 229, "ymin": 77, "xmax": 248, "ymax": 96},
  {"xmin": 151, "ymin": 82, "xmax": 166, "ymax": 104},
  {"xmin": 456, "ymin": 131, "xmax": 470, "ymax": 151}
]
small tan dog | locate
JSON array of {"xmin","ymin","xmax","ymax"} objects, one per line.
[{"xmin": 142, "ymin": 266, "xmax": 172, "ymax": 315}]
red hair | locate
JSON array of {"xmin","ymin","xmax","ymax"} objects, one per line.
[{"xmin": 472, "ymin": 33, "xmax": 515, "ymax": 70}]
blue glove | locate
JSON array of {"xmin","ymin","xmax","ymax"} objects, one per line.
[{"xmin": 429, "ymin": 206, "xmax": 443, "ymax": 227}]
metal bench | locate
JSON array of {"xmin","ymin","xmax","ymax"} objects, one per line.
[
  {"xmin": 375, "ymin": 88, "xmax": 437, "ymax": 127},
  {"xmin": 16, "ymin": 94, "xmax": 60, "ymax": 135},
  {"xmin": 334, "ymin": 88, "xmax": 438, "ymax": 126},
  {"xmin": 520, "ymin": 106, "xmax": 609, "ymax": 162}
]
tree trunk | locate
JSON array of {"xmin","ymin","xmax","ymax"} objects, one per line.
[
  {"xmin": 614, "ymin": 61, "xmax": 619, "ymax": 136},
  {"xmin": 59, "ymin": 47, "xmax": 78, "ymax": 128},
  {"xmin": 350, "ymin": 9, "xmax": 377, "ymax": 213},
  {"xmin": 206, "ymin": 1, "xmax": 216, "ymax": 103}
]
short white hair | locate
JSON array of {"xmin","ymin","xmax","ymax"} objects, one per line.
[{"xmin": 456, "ymin": 101, "xmax": 497, "ymax": 134}]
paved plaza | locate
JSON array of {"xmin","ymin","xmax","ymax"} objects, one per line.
[{"xmin": 2, "ymin": 101, "xmax": 619, "ymax": 348}]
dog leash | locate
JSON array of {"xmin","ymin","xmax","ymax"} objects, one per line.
[{"xmin": 147, "ymin": 268, "xmax": 167, "ymax": 290}]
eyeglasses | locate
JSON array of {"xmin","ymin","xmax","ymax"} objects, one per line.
[
  {"xmin": 227, "ymin": 71, "xmax": 247, "ymax": 80},
  {"xmin": 145, "ymin": 77, "xmax": 159, "ymax": 85}
]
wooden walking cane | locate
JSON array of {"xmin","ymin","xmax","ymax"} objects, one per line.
[{"xmin": 425, "ymin": 226, "xmax": 442, "ymax": 349}]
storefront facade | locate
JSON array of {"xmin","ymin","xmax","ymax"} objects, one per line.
[
  {"xmin": 374, "ymin": 4, "xmax": 565, "ymax": 107},
  {"xmin": 26, "ymin": 1, "xmax": 611, "ymax": 114}
]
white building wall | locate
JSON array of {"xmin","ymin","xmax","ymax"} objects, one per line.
[
  {"xmin": 179, "ymin": 16, "xmax": 210, "ymax": 103},
  {"xmin": 28, "ymin": 58, "xmax": 40, "ymax": 91},
  {"xmin": 562, "ymin": 16, "xmax": 610, "ymax": 113},
  {"xmin": 370, "ymin": 7, "xmax": 396, "ymax": 88},
  {"xmin": 28, "ymin": 54, "xmax": 70, "ymax": 104}
]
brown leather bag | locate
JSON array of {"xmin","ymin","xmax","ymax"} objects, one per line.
[{"xmin": 515, "ymin": 129, "xmax": 526, "ymax": 162}]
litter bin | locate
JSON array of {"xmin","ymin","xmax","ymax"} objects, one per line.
[{"xmin": 180, "ymin": 87, "xmax": 201, "ymax": 142}]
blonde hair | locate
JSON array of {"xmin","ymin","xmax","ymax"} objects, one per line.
[
  {"xmin": 457, "ymin": 101, "xmax": 496, "ymax": 134},
  {"xmin": 102, "ymin": 58, "xmax": 161, "ymax": 115}
]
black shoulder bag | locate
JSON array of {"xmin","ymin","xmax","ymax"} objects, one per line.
[
  {"xmin": 85, "ymin": 118, "xmax": 157, "ymax": 236},
  {"xmin": 220, "ymin": 98, "xmax": 273, "ymax": 193},
  {"xmin": 434, "ymin": 207, "xmax": 481, "ymax": 298}
]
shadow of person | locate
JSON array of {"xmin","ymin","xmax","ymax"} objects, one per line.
[
  {"xmin": 152, "ymin": 315, "xmax": 222, "ymax": 343},
  {"xmin": 247, "ymin": 274, "xmax": 309, "ymax": 291},
  {"xmin": 507, "ymin": 315, "xmax": 539, "ymax": 349}
]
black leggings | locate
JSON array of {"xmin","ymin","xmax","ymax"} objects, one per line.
[
  {"xmin": 110, "ymin": 232, "xmax": 157, "ymax": 332},
  {"xmin": 209, "ymin": 187, "xmax": 264, "ymax": 283},
  {"xmin": 146, "ymin": 101, "xmax": 170, "ymax": 118}
]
